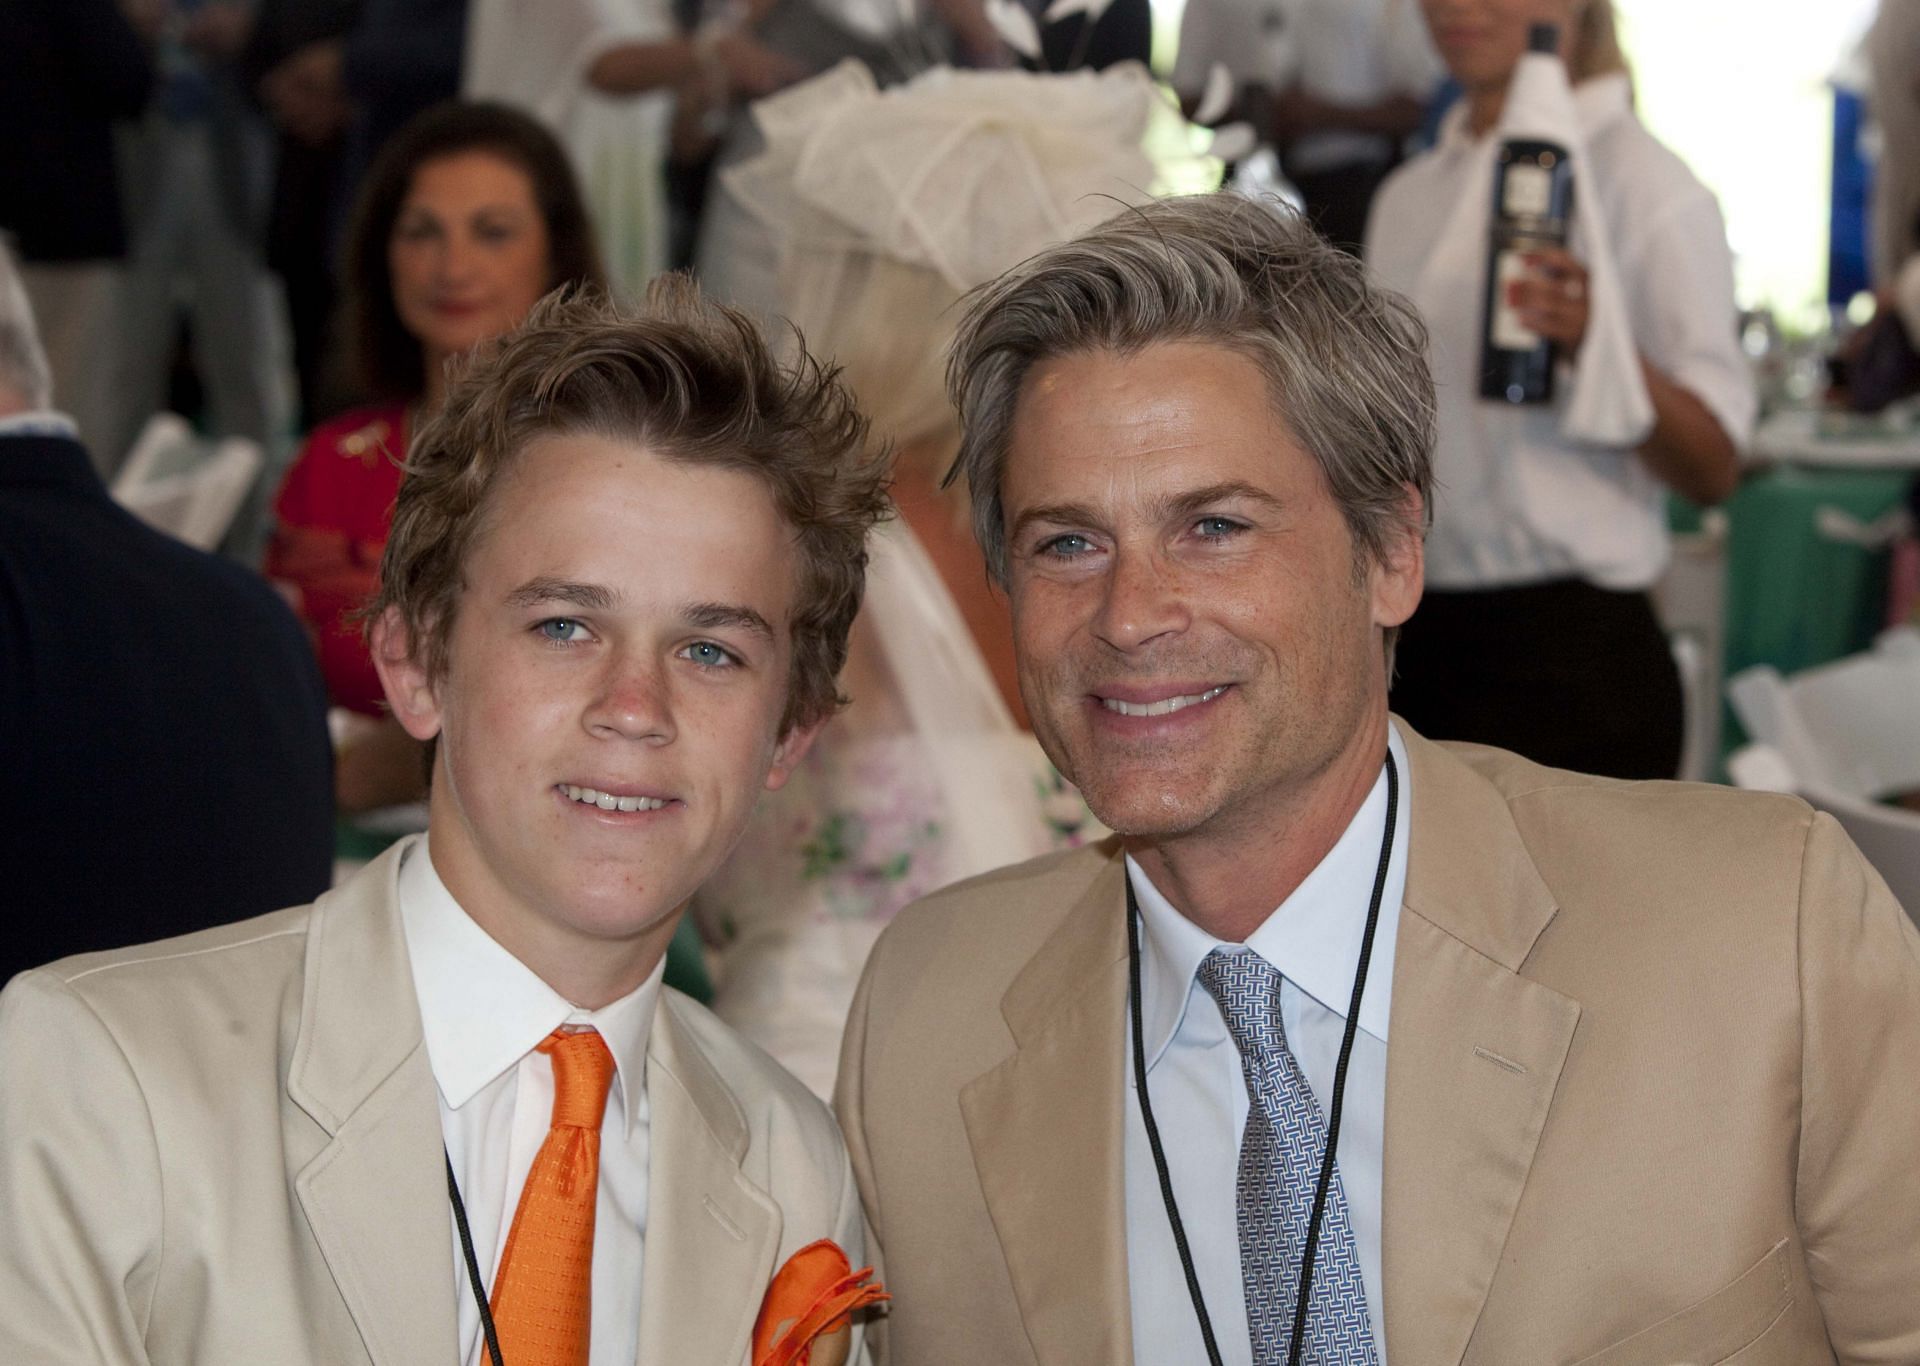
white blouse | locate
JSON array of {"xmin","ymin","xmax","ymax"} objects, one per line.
[{"xmin": 1365, "ymin": 74, "xmax": 1756, "ymax": 592}]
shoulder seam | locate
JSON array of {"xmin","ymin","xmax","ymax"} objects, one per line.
[{"xmin": 62, "ymin": 923, "xmax": 310, "ymax": 984}]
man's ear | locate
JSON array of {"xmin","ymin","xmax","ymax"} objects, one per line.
[
  {"xmin": 370, "ymin": 607, "xmax": 445, "ymax": 741},
  {"xmin": 1369, "ymin": 483, "xmax": 1426, "ymax": 631},
  {"xmin": 764, "ymin": 715, "xmax": 828, "ymax": 793}
]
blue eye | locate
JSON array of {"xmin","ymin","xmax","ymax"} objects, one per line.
[
  {"xmin": 1040, "ymin": 533, "xmax": 1094, "ymax": 558},
  {"xmin": 1195, "ymin": 516, "xmax": 1244, "ymax": 540},
  {"xmin": 538, "ymin": 618, "xmax": 586, "ymax": 642},
  {"xmin": 682, "ymin": 641, "xmax": 738, "ymax": 669}
]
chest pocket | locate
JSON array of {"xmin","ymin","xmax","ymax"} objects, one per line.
[{"xmin": 1567, "ymin": 1239, "xmax": 1795, "ymax": 1366}]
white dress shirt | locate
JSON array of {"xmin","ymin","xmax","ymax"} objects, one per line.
[
  {"xmin": 1366, "ymin": 75, "xmax": 1757, "ymax": 592},
  {"xmin": 1173, "ymin": 0, "xmax": 1439, "ymax": 173},
  {"xmin": 398, "ymin": 840, "xmax": 667, "ymax": 1366},
  {"xmin": 1124, "ymin": 724, "xmax": 1411, "ymax": 1366},
  {"xmin": 1276, "ymin": 0, "xmax": 1443, "ymax": 175}
]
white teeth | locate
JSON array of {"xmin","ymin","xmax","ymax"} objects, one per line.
[
  {"xmin": 561, "ymin": 785, "xmax": 667, "ymax": 811},
  {"xmin": 1100, "ymin": 686, "xmax": 1226, "ymax": 718}
]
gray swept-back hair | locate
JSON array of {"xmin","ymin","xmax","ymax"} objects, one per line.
[
  {"xmin": 0, "ymin": 240, "xmax": 52, "ymax": 413},
  {"xmin": 944, "ymin": 193, "xmax": 1435, "ymax": 662}
]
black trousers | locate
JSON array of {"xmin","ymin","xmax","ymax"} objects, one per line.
[{"xmin": 1390, "ymin": 579, "xmax": 1684, "ymax": 781}]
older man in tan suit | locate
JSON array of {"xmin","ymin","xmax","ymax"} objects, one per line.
[
  {"xmin": 835, "ymin": 196, "xmax": 1920, "ymax": 1366},
  {"xmin": 0, "ymin": 287, "xmax": 889, "ymax": 1365}
]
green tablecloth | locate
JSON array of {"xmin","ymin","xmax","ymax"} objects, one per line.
[
  {"xmin": 1703, "ymin": 466, "xmax": 1911, "ymax": 679},
  {"xmin": 1673, "ymin": 464, "xmax": 1913, "ymax": 760}
]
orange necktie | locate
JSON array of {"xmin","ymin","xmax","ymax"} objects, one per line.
[{"xmin": 489, "ymin": 1028, "xmax": 615, "ymax": 1366}]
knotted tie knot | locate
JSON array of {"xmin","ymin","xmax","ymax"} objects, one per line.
[
  {"xmin": 539, "ymin": 1028, "xmax": 615, "ymax": 1131},
  {"xmin": 1196, "ymin": 947, "xmax": 1285, "ymax": 1063}
]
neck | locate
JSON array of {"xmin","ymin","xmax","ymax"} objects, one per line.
[
  {"xmin": 1465, "ymin": 82, "xmax": 1506, "ymax": 136},
  {"xmin": 462, "ymin": 895, "xmax": 679, "ymax": 1010},
  {"xmin": 1129, "ymin": 710, "xmax": 1392, "ymax": 943},
  {"xmin": 421, "ymin": 348, "xmax": 451, "ymax": 414},
  {"xmin": 425, "ymin": 824, "xmax": 678, "ymax": 1012},
  {"xmin": 508, "ymin": 920, "xmax": 676, "ymax": 1011}
]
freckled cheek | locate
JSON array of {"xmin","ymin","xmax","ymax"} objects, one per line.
[
  {"xmin": 459, "ymin": 679, "xmax": 577, "ymax": 762},
  {"xmin": 676, "ymin": 693, "xmax": 788, "ymax": 777},
  {"xmin": 1012, "ymin": 580, "xmax": 1094, "ymax": 655}
]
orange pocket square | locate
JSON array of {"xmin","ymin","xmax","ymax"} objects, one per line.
[{"xmin": 751, "ymin": 1238, "xmax": 888, "ymax": 1366}]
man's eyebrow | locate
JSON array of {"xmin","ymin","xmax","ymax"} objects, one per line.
[
  {"xmin": 504, "ymin": 578, "xmax": 618, "ymax": 611},
  {"xmin": 1008, "ymin": 502, "xmax": 1104, "ymax": 543},
  {"xmin": 1007, "ymin": 483, "xmax": 1284, "ymax": 543},
  {"xmin": 684, "ymin": 601, "xmax": 775, "ymax": 641},
  {"xmin": 1158, "ymin": 482, "xmax": 1286, "ymax": 519}
]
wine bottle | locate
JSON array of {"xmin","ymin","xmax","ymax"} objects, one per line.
[{"xmin": 1479, "ymin": 22, "xmax": 1576, "ymax": 405}]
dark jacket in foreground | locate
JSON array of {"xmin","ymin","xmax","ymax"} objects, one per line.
[{"xmin": 0, "ymin": 432, "xmax": 333, "ymax": 984}]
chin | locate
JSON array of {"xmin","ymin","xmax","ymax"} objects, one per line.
[
  {"xmin": 1079, "ymin": 781, "xmax": 1219, "ymax": 842},
  {"xmin": 560, "ymin": 878, "xmax": 689, "ymax": 943}
]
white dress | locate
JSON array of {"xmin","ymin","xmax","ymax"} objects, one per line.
[{"xmin": 463, "ymin": 0, "xmax": 675, "ymax": 297}]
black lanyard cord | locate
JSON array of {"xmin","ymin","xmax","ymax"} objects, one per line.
[
  {"xmin": 446, "ymin": 1150, "xmax": 507, "ymax": 1366},
  {"xmin": 1130, "ymin": 749, "xmax": 1398, "ymax": 1366},
  {"xmin": 1129, "ymin": 891, "xmax": 1228, "ymax": 1366}
]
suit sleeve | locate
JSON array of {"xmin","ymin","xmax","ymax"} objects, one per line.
[
  {"xmin": 829, "ymin": 1123, "xmax": 877, "ymax": 1366},
  {"xmin": 0, "ymin": 971, "xmax": 163, "ymax": 1364},
  {"xmin": 1793, "ymin": 812, "xmax": 1920, "ymax": 1361},
  {"xmin": 833, "ymin": 955, "xmax": 889, "ymax": 1366}
]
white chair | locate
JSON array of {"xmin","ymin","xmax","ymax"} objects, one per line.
[
  {"xmin": 115, "ymin": 412, "xmax": 195, "ymax": 491},
  {"xmin": 111, "ymin": 414, "xmax": 264, "ymax": 553},
  {"xmin": 1726, "ymin": 628, "xmax": 1920, "ymax": 924},
  {"xmin": 1651, "ymin": 509, "xmax": 1729, "ymax": 783}
]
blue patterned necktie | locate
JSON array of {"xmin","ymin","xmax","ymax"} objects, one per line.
[{"xmin": 1196, "ymin": 948, "xmax": 1379, "ymax": 1366}]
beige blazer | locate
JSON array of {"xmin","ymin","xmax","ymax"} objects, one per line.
[
  {"xmin": 836, "ymin": 726, "xmax": 1920, "ymax": 1366},
  {"xmin": 0, "ymin": 840, "xmax": 868, "ymax": 1366}
]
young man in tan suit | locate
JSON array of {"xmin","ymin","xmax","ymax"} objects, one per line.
[
  {"xmin": 835, "ymin": 195, "xmax": 1920, "ymax": 1365},
  {"xmin": 0, "ymin": 286, "xmax": 888, "ymax": 1365}
]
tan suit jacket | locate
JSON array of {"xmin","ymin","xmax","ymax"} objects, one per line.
[
  {"xmin": 0, "ymin": 840, "xmax": 868, "ymax": 1365},
  {"xmin": 836, "ymin": 726, "xmax": 1920, "ymax": 1366}
]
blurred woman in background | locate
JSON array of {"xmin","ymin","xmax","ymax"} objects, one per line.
[
  {"xmin": 1367, "ymin": 0, "xmax": 1755, "ymax": 779},
  {"xmin": 266, "ymin": 101, "xmax": 603, "ymax": 811}
]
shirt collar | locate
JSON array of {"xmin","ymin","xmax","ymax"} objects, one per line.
[
  {"xmin": 1129, "ymin": 722, "xmax": 1412, "ymax": 1074},
  {"xmin": 398, "ymin": 837, "xmax": 664, "ymax": 1136},
  {"xmin": 0, "ymin": 411, "xmax": 78, "ymax": 438},
  {"xmin": 1437, "ymin": 70, "xmax": 1636, "ymax": 152}
]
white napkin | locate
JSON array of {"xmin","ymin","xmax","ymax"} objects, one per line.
[{"xmin": 1410, "ymin": 62, "xmax": 1654, "ymax": 450}]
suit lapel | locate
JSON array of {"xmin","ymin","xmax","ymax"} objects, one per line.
[
  {"xmin": 636, "ymin": 995, "xmax": 783, "ymax": 1366},
  {"xmin": 1381, "ymin": 731, "xmax": 1582, "ymax": 1366},
  {"xmin": 960, "ymin": 846, "xmax": 1133, "ymax": 1366},
  {"xmin": 287, "ymin": 838, "xmax": 461, "ymax": 1366}
]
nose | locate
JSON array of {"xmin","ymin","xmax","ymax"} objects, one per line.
[
  {"xmin": 584, "ymin": 650, "xmax": 676, "ymax": 745},
  {"xmin": 1089, "ymin": 545, "xmax": 1189, "ymax": 654},
  {"xmin": 435, "ymin": 228, "xmax": 482, "ymax": 289}
]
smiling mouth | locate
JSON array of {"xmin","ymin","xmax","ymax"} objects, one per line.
[
  {"xmin": 1097, "ymin": 686, "xmax": 1228, "ymax": 719},
  {"xmin": 560, "ymin": 784, "xmax": 669, "ymax": 812}
]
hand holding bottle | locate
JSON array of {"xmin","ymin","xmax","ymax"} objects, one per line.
[{"xmin": 1508, "ymin": 247, "xmax": 1590, "ymax": 357}]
